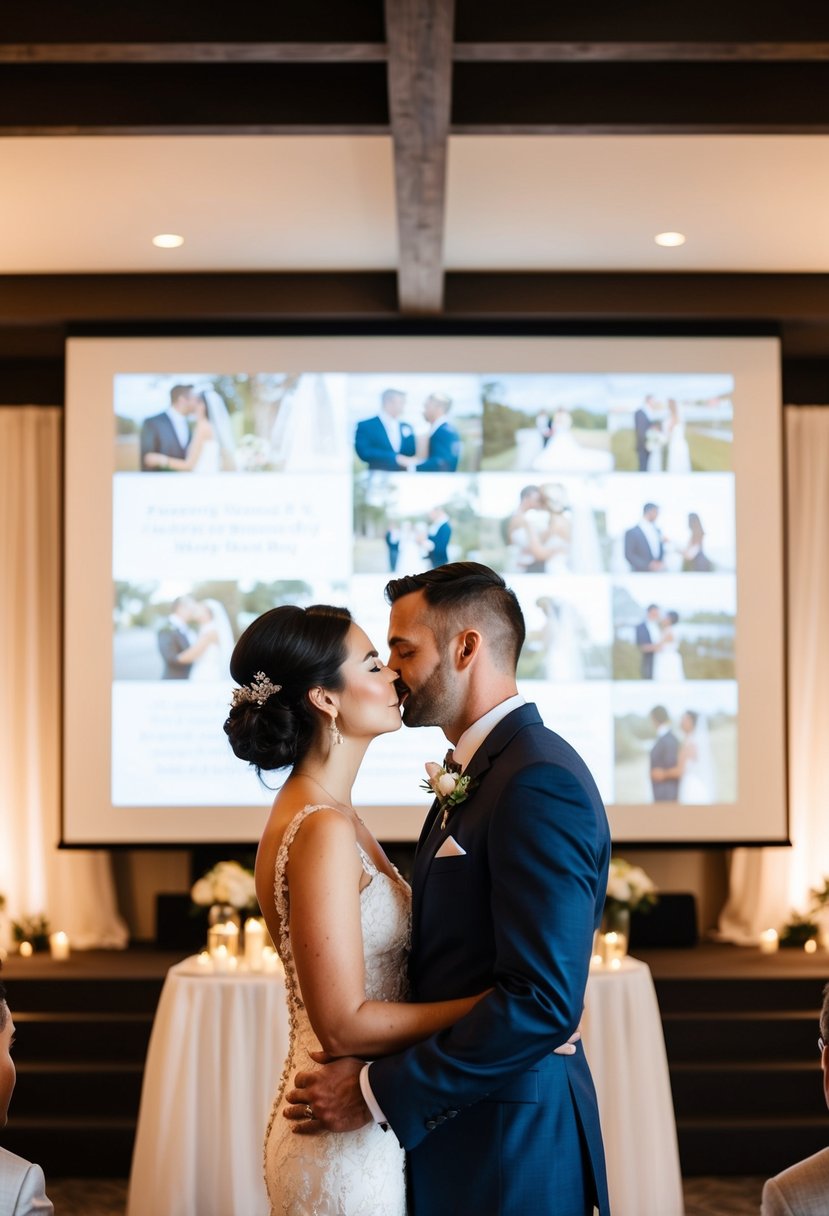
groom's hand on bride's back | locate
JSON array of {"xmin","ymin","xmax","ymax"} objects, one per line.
[{"xmin": 284, "ymin": 1053, "xmax": 370, "ymax": 1135}]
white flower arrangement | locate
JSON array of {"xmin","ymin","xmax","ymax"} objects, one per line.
[
  {"xmin": 191, "ymin": 860, "xmax": 258, "ymax": 912},
  {"xmin": 645, "ymin": 425, "xmax": 666, "ymax": 453},
  {"xmin": 605, "ymin": 857, "xmax": 658, "ymax": 914},
  {"xmin": 235, "ymin": 434, "xmax": 273, "ymax": 472}
]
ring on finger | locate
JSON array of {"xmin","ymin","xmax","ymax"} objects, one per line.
[{"xmin": 303, "ymin": 1103, "xmax": 315, "ymax": 1120}]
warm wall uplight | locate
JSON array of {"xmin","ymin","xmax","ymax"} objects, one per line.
[
  {"xmin": 152, "ymin": 233, "xmax": 184, "ymax": 249},
  {"xmin": 655, "ymin": 231, "xmax": 686, "ymax": 247}
]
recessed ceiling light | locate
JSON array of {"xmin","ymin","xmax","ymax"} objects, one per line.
[
  {"xmin": 654, "ymin": 231, "xmax": 686, "ymax": 248},
  {"xmin": 152, "ymin": 233, "xmax": 184, "ymax": 249}
]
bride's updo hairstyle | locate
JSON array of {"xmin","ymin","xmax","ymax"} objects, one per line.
[{"xmin": 224, "ymin": 604, "xmax": 352, "ymax": 775}]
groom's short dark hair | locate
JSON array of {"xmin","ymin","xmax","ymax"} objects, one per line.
[
  {"xmin": 385, "ymin": 562, "xmax": 525, "ymax": 670},
  {"xmin": 170, "ymin": 383, "xmax": 194, "ymax": 404}
]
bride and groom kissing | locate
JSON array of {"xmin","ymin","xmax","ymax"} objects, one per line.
[
  {"xmin": 140, "ymin": 383, "xmax": 235, "ymax": 473},
  {"xmin": 224, "ymin": 563, "xmax": 611, "ymax": 1215},
  {"xmin": 158, "ymin": 594, "xmax": 234, "ymax": 681}
]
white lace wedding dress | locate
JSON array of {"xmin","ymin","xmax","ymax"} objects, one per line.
[{"xmin": 264, "ymin": 805, "xmax": 411, "ymax": 1216}]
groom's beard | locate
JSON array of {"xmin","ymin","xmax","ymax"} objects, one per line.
[{"xmin": 400, "ymin": 660, "xmax": 462, "ymax": 730}]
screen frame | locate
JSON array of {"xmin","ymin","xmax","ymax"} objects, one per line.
[{"xmin": 63, "ymin": 333, "xmax": 789, "ymax": 848}]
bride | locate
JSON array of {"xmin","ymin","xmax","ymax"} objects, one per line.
[
  {"xmin": 531, "ymin": 408, "xmax": 613, "ymax": 473},
  {"xmin": 678, "ymin": 711, "xmax": 715, "ymax": 803},
  {"xmin": 224, "ymin": 605, "xmax": 487, "ymax": 1215},
  {"xmin": 189, "ymin": 598, "xmax": 236, "ymax": 682},
  {"xmin": 666, "ymin": 399, "xmax": 691, "ymax": 474},
  {"xmin": 651, "ymin": 611, "xmax": 685, "ymax": 682}
]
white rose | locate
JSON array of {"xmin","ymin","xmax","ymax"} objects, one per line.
[
  {"xmin": 191, "ymin": 878, "xmax": 214, "ymax": 906},
  {"xmin": 607, "ymin": 877, "xmax": 631, "ymax": 903},
  {"xmin": 438, "ymin": 773, "xmax": 458, "ymax": 797}
]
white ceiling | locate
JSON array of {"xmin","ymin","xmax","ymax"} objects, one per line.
[{"xmin": 2, "ymin": 133, "xmax": 829, "ymax": 274}]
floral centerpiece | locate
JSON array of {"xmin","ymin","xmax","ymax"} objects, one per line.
[
  {"xmin": 191, "ymin": 861, "xmax": 258, "ymax": 914},
  {"xmin": 601, "ymin": 858, "xmax": 658, "ymax": 957},
  {"xmin": 11, "ymin": 913, "xmax": 51, "ymax": 952}
]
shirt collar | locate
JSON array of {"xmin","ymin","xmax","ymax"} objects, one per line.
[{"xmin": 452, "ymin": 693, "xmax": 525, "ymax": 772}]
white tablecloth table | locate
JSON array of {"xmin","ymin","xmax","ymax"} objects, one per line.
[
  {"xmin": 583, "ymin": 956, "xmax": 685, "ymax": 1216},
  {"xmin": 128, "ymin": 954, "xmax": 682, "ymax": 1216},
  {"xmin": 127, "ymin": 959, "xmax": 290, "ymax": 1216}
]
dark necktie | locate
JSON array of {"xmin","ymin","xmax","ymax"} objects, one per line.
[{"xmin": 443, "ymin": 748, "xmax": 461, "ymax": 774}]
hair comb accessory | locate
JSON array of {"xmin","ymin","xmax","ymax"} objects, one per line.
[{"xmin": 230, "ymin": 672, "xmax": 282, "ymax": 708}]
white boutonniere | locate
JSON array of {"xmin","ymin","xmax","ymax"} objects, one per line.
[{"xmin": 420, "ymin": 761, "xmax": 477, "ymax": 829}]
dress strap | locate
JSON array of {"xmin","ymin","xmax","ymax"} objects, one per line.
[
  {"xmin": 356, "ymin": 841, "xmax": 379, "ymax": 879},
  {"xmin": 273, "ymin": 804, "xmax": 334, "ymax": 968}
]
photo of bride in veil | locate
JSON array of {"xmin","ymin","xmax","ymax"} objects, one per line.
[{"xmin": 188, "ymin": 597, "xmax": 236, "ymax": 681}]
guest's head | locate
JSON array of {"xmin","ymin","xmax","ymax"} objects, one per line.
[
  {"xmin": 385, "ymin": 563, "xmax": 524, "ymax": 729},
  {"xmin": 224, "ymin": 605, "xmax": 400, "ymax": 775},
  {"xmin": 650, "ymin": 705, "xmax": 670, "ymax": 728},
  {"xmin": 381, "ymin": 388, "xmax": 406, "ymax": 418},
  {"xmin": 643, "ymin": 503, "xmax": 659, "ymax": 523},
  {"xmin": 0, "ymin": 982, "xmax": 15, "ymax": 1128},
  {"xmin": 169, "ymin": 384, "xmax": 197, "ymax": 415},
  {"xmin": 423, "ymin": 393, "xmax": 452, "ymax": 424}
]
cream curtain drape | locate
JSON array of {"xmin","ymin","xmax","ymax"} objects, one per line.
[
  {"xmin": 0, "ymin": 407, "xmax": 127, "ymax": 950},
  {"xmin": 718, "ymin": 406, "xmax": 829, "ymax": 941}
]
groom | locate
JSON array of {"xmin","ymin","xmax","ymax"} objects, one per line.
[
  {"xmin": 140, "ymin": 383, "xmax": 200, "ymax": 471},
  {"xmin": 286, "ymin": 563, "xmax": 611, "ymax": 1215}
]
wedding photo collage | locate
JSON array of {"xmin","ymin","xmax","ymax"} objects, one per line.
[{"xmin": 111, "ymin": 369, "xmax": 737, "ymax": 809}]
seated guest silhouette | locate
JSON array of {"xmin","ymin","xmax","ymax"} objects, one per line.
[
  {"xmin": 140, "ymin": 383, "xmax": 200, "ymax": 471},
  {"xmin": 762, "ymin": 981, "xmax": 829, "ymax": 1216},
  {"xmin": 0, "ymin": 981, "xmax": 54, "ymax": 1214},
  {"xmin": 354, "ymin": 389, "xmax": 416, "ymax": 471},
  {"xmin": 416, "ymin": 393, "xmax": 461, "ymax": 472}
]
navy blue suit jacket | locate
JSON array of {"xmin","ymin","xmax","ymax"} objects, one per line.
[
  {"xmin": 624, "ymin": 523, "xmax": 663, "ymax": 572},
  {"xmin": 427, "ymin": 520, "xmax": 451, "ymax": 567},
  {"xmin": 354, "ymin": 415, "xmax": 416, "ymax": 470},
  {"xmin": 636, "ymin": 619, "xmax": 655, "ymax": 678},
  {"xmin": 417, "ymin": 421, "xmax": 460, "ymax": 472},
  {"xmin": 370, "ymin": 704, "xmax": 611, "ymax": 1216},
  {"xmin": 140, "ymin": 412, "xmax": 189, "ymax": 470}
]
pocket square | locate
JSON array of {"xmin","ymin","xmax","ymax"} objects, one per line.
[{"xmin": 435, "ymin": 835, "xmax": 466, "ymax": 858}]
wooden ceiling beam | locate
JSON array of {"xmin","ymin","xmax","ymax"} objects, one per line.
[
  {"xmin": 0, "ymin": 43, "xmax": 388, "ymax": 64},
  {"xmin": 385, "ymin": 0, "xmax": 454, "ymax": 315},
  {"xmin": 453, "ymin": 41, "xmax": 829, "ymax": 62}
]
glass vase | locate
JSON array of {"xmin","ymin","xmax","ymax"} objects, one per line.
[
  {"xmin": 207, "ymin": 904, "xmax": 241, "ymax": 961},
  {"xmin": 600, "ymin": 903, "xmax": 630, "ymax": 963}
]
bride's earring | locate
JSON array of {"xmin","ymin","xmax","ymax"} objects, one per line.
[{"xmin": 329, "ymin": 716, "xmax": 343, "ymax": 746}]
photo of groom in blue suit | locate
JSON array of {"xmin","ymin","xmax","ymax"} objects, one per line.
[
  {"xmin": 287, "ymin": 563, "xmax": 611, "ymax": 1216},
  {"xmin": 416, "ymin": 393, "xmax": 461, "ymax": 472},
  {"xmin": 354, "ymin": 388, "xmax": 416, "ymax": 471}
]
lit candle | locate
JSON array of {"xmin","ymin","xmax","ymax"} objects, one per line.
[
  {"xmin": 196, "ymin": 950, "xmax": 211, "ymax": 970},
  {"xmin": 262, "ymin": 946, "xmax": 283, "ymax": 975},
  {"xmin": 49, "ymin": 931, "xmax": 70, "ymax": 961},
  {"xmin": 244, "ymin": 918, "xmax": 265, "ymax": 970},
  {"xmin": 804, "ymin": 938, "xmax": 818, "ymax": 955},
  {"xmin": 610, "ymin": 957, "xmax": 622, "ymax": 971},
  {"xmin": 759, "ymin": 929, "xmax": 779, "ymax": 954},
  {"xmin": 18, "ymin": 941, "xmax": 33, "ymax": 958},
  {"xmin": 212, "ymin": 943, "xmax": 230, "ymax": 973}
]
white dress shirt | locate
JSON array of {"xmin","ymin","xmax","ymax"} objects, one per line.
[
  {"xmin": 165, "ymin": 406, "xmax": 191, "ymax": 450},
  {"xmin": 640, "ymin": 518, "xmax": 662, "ymax": 558},
  {"xmin": 378, "ymin": 409, "xmax": 402, "ymax": 455},
  {"xmin": 0, "ymin": 1147, "xmax": 53, "ymax": 1215},
  {"xmin": 360, "ymin": 693, "xmax": 526, "ymax": 1126}
]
